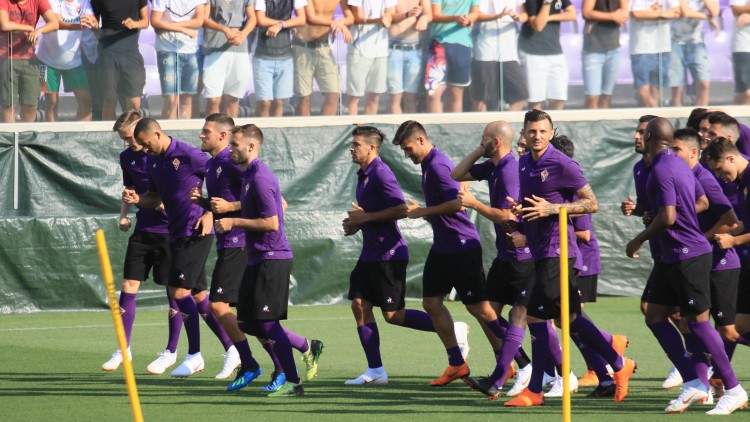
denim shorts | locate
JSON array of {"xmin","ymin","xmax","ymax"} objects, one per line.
[
  {"xmin": 631, "ymin": 53, "xmax": 670, "ymax": 89},
  {"xmin": 156, "ymin": 51, "xmax": 199, "ymax": 95},
  {"xmin": 387, "ymin": 46, "xmax": 423, "ymax": 94},
  {"xmin": 582, "ymin": 48, "xmax": 620, "ymax": 96},
  {"xmin": 252, "ymin": 56, "xmax": 294, "ymax": 101},
  {"xmin": 669, "ymin": 43, "xmax": 710, "ymax": 87}
]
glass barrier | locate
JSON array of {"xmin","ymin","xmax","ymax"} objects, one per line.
[{"xmin": 0, "ymin": 1, "xmax": 748, "ymax": 122}]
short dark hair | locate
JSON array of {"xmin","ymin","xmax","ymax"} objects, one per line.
[
  {"xmin": 707, "ymin": 112, "xmax": 740, "ymax": 139},
  {"xmin": 392, "ymin": 120, "xmax": 426, "ymax": 145},
  {"xmin": 231, "ymin": 124, "xmax": 264, "ymax": 144},
  {"xmin": 703, "ymin": 137, "xmax": 739, "ymax": 162},
  {"xmin": 674, "ymin": 128, "xmax": 701, "ymax": 150},
  {"xmin": 113, "ymin": 110, "xmax": 141, "ymax": 132},
  {"xmin": 686, "ymin": 108, "xmax": 708, "ymax": 131},
  {"xmin": 205, "ymin": 113, "xmax": 235, "ymax": 131},
  {"xmin": 133, "ymin": 118, "xmax": 161, "ymax": 138},
  {"xmin": 639, "ymin": 114, "xmax": 658, "ymax": 123},
  {"xmin": 550, "ymin": 135, "xmax": 574, "ymax": 159},
  {"xmin": 524, "ymin": 109, "xmax": 553, "ymax": 129},
  {"xmin": 352, "ymin": 126, "xmax": 386, "ymax": 145}
]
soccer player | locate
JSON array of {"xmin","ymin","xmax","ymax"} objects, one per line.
[
  {"xmin": 504, "ymin": 109, "xmax": 635, "ymax": 407},
  {"xmin": 123, "ymin": 118, "xmax": 231, "ymax": 378},
  {"xmin": 450, "ymin": 120, "xmax": 535, "ymax": 398},
  {"xmin": 391, "ymin": 120, "xmax": 519, "ymax": 387},
  {"xmin": 626, "ymin": 118, "xmax": 748, "ymax": 415},
  {"xmin": 343, "ymin": 126, "xmax": 446, "ymax": 385},
  {"xmin": 101, "ymin": 111, "xmax": 182, "ymax": 375},
  {"xmin": 216, "ymin": 124, "xmax": 322, "ymax": 397}
]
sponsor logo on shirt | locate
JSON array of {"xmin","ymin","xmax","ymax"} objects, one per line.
[
  {"xmin": 130, "ymin": 160, "xmax": 136, "ymax": 166},
  {"xmin": 541, "ymin": 169, "xmax": 549, "ymax": 182},
  {"xmin": 267, "ymin": 251, "xmax": 275, "ymax": 256},
  {"xmin": 172, "ymin": 158, "xmax": 181, "ymax": 170},
  {"xmin": 364, "ymin": 176, "xmax": 369, "ymax": 186},
  {"xmin": 582, "ymin": 265, "xmax": 588, "ymax": 272},
  {"xmin": 524, "ymin": 247, "xmax": 530, "ymax": 254},
  {"xmin": 389, "ymin": 250, "xmax": 395, "ymax": 255}
]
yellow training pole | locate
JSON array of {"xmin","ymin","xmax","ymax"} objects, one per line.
[
  {"xmin": 559, "ymin": 209, "xmax": 571, "ymax": 422},
  {"xmin": 95, "ymin": 230, "xmax": 144, "ymax": 422}
]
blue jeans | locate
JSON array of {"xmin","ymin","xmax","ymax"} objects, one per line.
[
  {"xmin": 387, "ymin": 47, "xmax": 423, "ymax": 94},
  {"xmin": 582, "ymin": 49, "xmax": 620, "ymax": 96},
  {"xmin": 631, "ymin": 53, "xmax": 670, "ymax": 90},
  {"xmin": 156, "ymin": 51, "xmax": 199, "ymax": 95}
]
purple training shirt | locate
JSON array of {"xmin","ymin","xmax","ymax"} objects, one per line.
[
  {"xmin": 146, "ymin": 138, "xmax": 211, "ymax": 242},
  {"xmin": 572, "ymin": 214, "xmax": 601, "ymax": 276},
  {"xmin": 692, "ymin": 164, "xmax": 740, "ymax": 271},
  {"xmin": 421, "ymin": 147, "xmax": 481, "ymax": 254},
  {"xmin": 206, "ymin": 147, "xmax": 245, "ymax": 250},
  {"xmin": 633, "ymin": 158, "xmax": 661, "ymax": 260},
  {"xmin": 355, "ymin": 157, "xmax": 409, "ymax": 262},
  {"xmin": 120, "ymin": 148, "xmax": 169, "ymax": 234},
  {"xmin": 241, "ymin": 158, "xmax": 292, "ymax": 265}
]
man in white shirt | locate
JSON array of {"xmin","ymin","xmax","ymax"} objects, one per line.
[{"xmin": 731, "ymin": 0, "xmax": 750, "ymax": 104}]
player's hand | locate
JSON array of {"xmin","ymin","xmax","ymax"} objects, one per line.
[
  {"xmin": 457, "ymin": 190, "xmax": 477, "ymax": 209},
  {"xmin": 458, "ymin": 14, "xmax": 473, "ymax": 26},
  {"xmin": 649, "ymin": 1, "xmax": 662, "ymax": 12},
  {"xmin": 416, "ymin": 14, "xmax": 430, "ymax": 31},
  {"xmin": 123, "ymin": 188, "xmax": 139, "ymax": 205},
  {"xmin": 81, "ymin": 14, "xmax": 99, "ymax": 30},
  {"xmin": 189, "ymin": 186, "xmax": 203, "ymax": 204},
  {"xmin": 119, "ymin": 216, "xmax": 132, "ymax": 232},
  {"xmin": 347, "ymin": 202, "xmax": 368, "ymax": 225},
  {"xmin": 500, "ymin": 219, "xmax": 520, "ymax": 232},
  {"xmin": 342, "ymin": 217, "xmax": 361, "ymax": 236},
  {"xmin": 714, "ymin": 233, "xmax": 736, "ymax": 249},
  {"xmin": 122, "ymin": 18, "xmax": 139, "ymax": 29},
  {"xmin": 506, "ymin": 232, "xmax": 527, "ymax": 248},
  {"xmin": 214, "ymin": 218, "xmax": 233, "ymax": 234},
  {"xmin": 521, "ymin": 195, "xmax": 557, "ymax": 221},
  {"xmin": 738, "ymin": 13, "xmax": 750, "ymax": 28},
  {"xmin": 731, "ymin": 221, "xmax": 745, "ymax": 236},
  {"xmin": 620, "ymin": 195, "xmax": 635, "ymax": 216},
  {"xmin": 406, "ymin": 198, "xmax": 422, "ymax": 219},
  {"xmin": 224, "ymin": 27, "xmax": 241, "ymax": 42},
  {"xmin": 341, "ymin": 26, "xmax": 353, "ymax": 43},
  {"xmin": 408, "ymin": 6, "xmax": 423, "ymax": 17},
  {"xmin": 196, "ymin": 212, "xmax": 213, "ymax": 236},
  {"xmin": 626, "ymin": 239, "xmax": 642, "ymax": 258},
  {"xmin": 642, "ymin": 211, "xmax": 654, "ymax": 226},
  {"xmin": 210, "ymin": 197, "xmax": 234, "ymax": 214},
  {"xmin": 506, "ymin": 196, "xmax": 523, "ymax": 216},
  {"xmin": 660, "ymin": 9, "xmax": 679, "ymax": 19}
]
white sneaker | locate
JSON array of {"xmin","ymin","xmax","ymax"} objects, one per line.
[
  {"xmin": 507, "ymin": 364, "xmax": 533, "ymax": 396},
  {"xmin": 102, "ymin": 347, "xmax": 131, "ymax": 372},
  {"xmin": 543, "ymin": 367, "xmax": 558, "ymax": 387},
  {"xmin": 146, "ymin": 349, "xmax": 177, "ymax": 375},
  {"xmin": 171, "ymin": 352, "xmax": 205, "ymax": 378},
  {"xmin": 545, "ymin": 371, "xmax": 579, "ymax": 397},
  {"xmin": 665, "ymin": 379, "xmax": 710, "ymax": 413},
  {"xmin": 662, "ymin": 365, "xmax": 683, "ymax": 389},
  {"xmin": 706, "ymin": 385, "xmax": 749, "ymax": 415},
  {"xmin": 215, "ymin": 345, "xmax": 241, "ymax": 379},
  {"xmin": 454, "ymin": 322, "xmax": 470, "ymax": 360},
  {"xmin": 345, "ymin": 367, "xmax": 388, "ymax": 385}
]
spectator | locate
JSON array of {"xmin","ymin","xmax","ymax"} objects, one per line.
[
  {"xmin": 386, "ymin": 0, "xmax": 431, "ymax": 114},
  {"xmin": 0, "ymin": 0, "xmax": 58, "ymax": 122},
  {"xmin": 581, "ymin": 0, "xmax": 628, "ymax": 109},
  {"xmin": 425, "ymin": 0, "xmax": 480, "ymax": 113},
  {"xmin": 519, "ymin": 0, "xmax": 577, "ymax": 110},
  {"xmin": 629, "ymin": 0, "xmax": 679, "ymax": 107},
  {"xmin": 731, "ymin": 0, "xmax": 750, "ymax": 105},
  {"xmin": 254, "ymin": 0, "xmax": 308, "ymax": 117},
  {"xmin": 202, "ymin": 0, "xmax": 256, "ymax": 117},
  {"xmin": 471, "ymin": 0, "xmax": 528, "ymax": 111},
  {"xmin": 293, "ymin": 0, "xmax": 353, "ymax": 116},
  {"xmin": 346, "ymin": 0, "xmax": 396, "ymax": 115},
  {"xmin": 669, "ymin": 0, "xmax": 718, "ymax": 107},
  {"xmin": 79, "ymin": 13, "xmax": 100, "ymax": 120},
  {"xmin": 36, "ymin": 0, "xmax": 94, "ymax": 122},
  {"xmin": 151, "ymin": 0, "xmax": 206, "ymax": 120},
  {"xmin": 90, "ymin": 0, "xmax": 148, "ymax": 121}
]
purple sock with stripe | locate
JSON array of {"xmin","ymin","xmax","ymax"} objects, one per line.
[
  {"xmin": 195, "ymin": 297, "xmax": 233, "ymax": 351},
  {"xmin": 547, "ymin": 320, "xmax": 563, "ymax": 370},
  {"xmin": 357, "ymin": 323, "xmax": 383, "ymax": 369},
  {"xmin": 489, "ymin": 325, "xmax": 525, "ymax": 388},
  {"xmin": 648, "ymin": 321, "xmax": 697, "ymax": 382},
  {"xmin": 166, "ymin": 293, "xmax": 182, "ymax": 353},
  {"xmin": 175, "ymin": 296, "xmax": 201, "ymax": 355},
  {"xmin": 528, "ymin": 322, "xmax": 549, "ymax": 394},
  {"xmin": 688, "ymin": 321, "xmax": 739, "ymax": 390},
  {"xmin": 119, "ymin": 292, "xmax": 137, "ymax": 345},
  {"xmin": 571, "ymin": 316, "xmax": 623, "ymax": 371},
  {"xmin": 239, "ymin": 321, "xmax": 300, "ymax": 384},
  {"xmin": 683, "ymin": 332, "xmax": 710, "ymax": 387},
  {"xmin": 402, "ymin": 309, "xmax": 435, "ymax": 332},
  {"xmin": 283, "ymin": 327, "xmax": 310, "ymax": 353}
]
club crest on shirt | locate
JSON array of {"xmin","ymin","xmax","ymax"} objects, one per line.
[
  {"xmin": 172, "ymin": 158, "xmax": 180, "ymax": 170},
  {"xmin": 541, "ymin": 169, "xmax": 549, "ymax": 182},
  {"xmin": 216, "ymin": 166, "xmax": 223, "ymax": 177},
  {"xmin": 364, "ymin": 176, "xmax": 369, "ymax": 186}
]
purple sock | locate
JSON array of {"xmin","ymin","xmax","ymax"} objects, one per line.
[
  {"xmin": 176, "ymin": 296, "xmax": 201, "ymax": 355},
  {"xmin": 447, "ymin": 346, "xmax": 464, "ymax": 366},
  {"xmin": 648, "ymin": 321, "xmax": 697, "ymax": 382},
  {"xmin": 119, "ymin": 292, "xmax": 137, "ymax": 345},
  {"xmin": 283, "ymin": 327, "xmax": 310, "ymax": 353},
  {"xmin": 489, "ymin": 325, "xmax": 525, "ymax": 388},
  {"xmin": 571, "ymin": 316, "xmax": 623, "ymax": 371},
  {"xmin": 195, "ymin": 298, "xmax": 233, "ymax": 351},
  {"xmin": 402, "ymin": 309, "xmax": 435, "ymax": 332},
  {"xmin": 262, "ymin": 339, "xmax": 283, "ymax": 371},
  {"xmin": 528, "ymin": 322, "xmax": 549, "ymax": 394},
  {"xmin": 574, "ymin": 337, "xmax": 613, "ymax": 383},
  {"xmin": 166, "ymin": 292, "xmax": 182, "ymax": 353},
  {"xmin": 737, "ymin": 331, "xmax": 750, "ymax": 346},
  {"xmin": 238, "ymin": 321, "xmax": 300, "ymax": 384},
  {"xmin": 547, "ymin": 321, "xmax": 563, "ymax": 370},
  {"xmin": 688, "ymin": 321, "xmax": 739, "ymax": 390},
  {"xmin": 234, "ymin": 339, "xmax": 259, "ymax": 372},
  {"xmin": 486, "ymin": 318, "xmax": 507, "ymax": 341},
  {"xmin": 683, "ymin": 333, "xmax": 710, "ymax": 387},
  {"xmin": 597, "ymin": 328, "xmax": 613, "ymax": 345},
  {"xmin": 357, "ymin": 323, "xmax": 383, "ymax": 369}
]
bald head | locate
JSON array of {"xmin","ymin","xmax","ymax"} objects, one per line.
[
  {"xmin": 485, "ymin": 121, "xmax": 515, "ymax": 149},
  {"xmin": 644, "ymin": 117, "xmax": 674, "ymax": 154}
]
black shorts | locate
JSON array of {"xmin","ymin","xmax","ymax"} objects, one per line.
[
  {"xmin": 641, "ymin": 261, "xmax": 664, "ymax": 302},
  {"xmin": 470, "ymin": 60, "xmax": 528, "ymax": 108},
  {"xmin": 650, "ymin": 254, "xmax": 712, "ymax": 317},
  {"xmin": 96, "ymin": 50, "xmax": 146, "ymax": 100},
  {"xmin": 237, "ymin": 259, "xmax": 292, "ymax": 321},
  {"xmin": 486, "ymin": 258, "xmax": 535, "ymax": 307},
  {"xmin": 738, "ymin": 267, "xmax": 750, "ymax": 315},
  {"xmin": 209, "ymin": 247, "xmax": 246, "ymax": 305},
  {"xmin": 577, "ymin": 275, "xmax": 599, "ymax": 303},
  {"xmin": 423, "ymin": 247, "xmax": 486, "ymax": 305},
  {"xmin": 526, "ymin": 258, "xmax": 581, "ymax": 320},
  {"xmin": 168, "ymin": 235, "xmax": 213, "ymax": 291},
  {"xmin": 733, "ymin": 52, "xmax": 750, "ymax": 93},
  {"xmin": 123, "ymin": 231, "xmax": 171, "ymax": 285},
  {"xmin": 710, "ymin": 268, "xmax": 739, "ymax": 326},
  {"xmin": 348, "ymin": 260, "xmax": 407, "ymax": 312}
]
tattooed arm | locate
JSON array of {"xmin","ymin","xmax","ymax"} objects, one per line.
[{"xmin": 521, "ymin": 184, "xmax": 599, "ymax": 221}]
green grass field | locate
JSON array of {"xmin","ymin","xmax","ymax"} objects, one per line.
[{"xmin": 1, "ymin": 297, "xmax": 748, "ymax": 421}]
